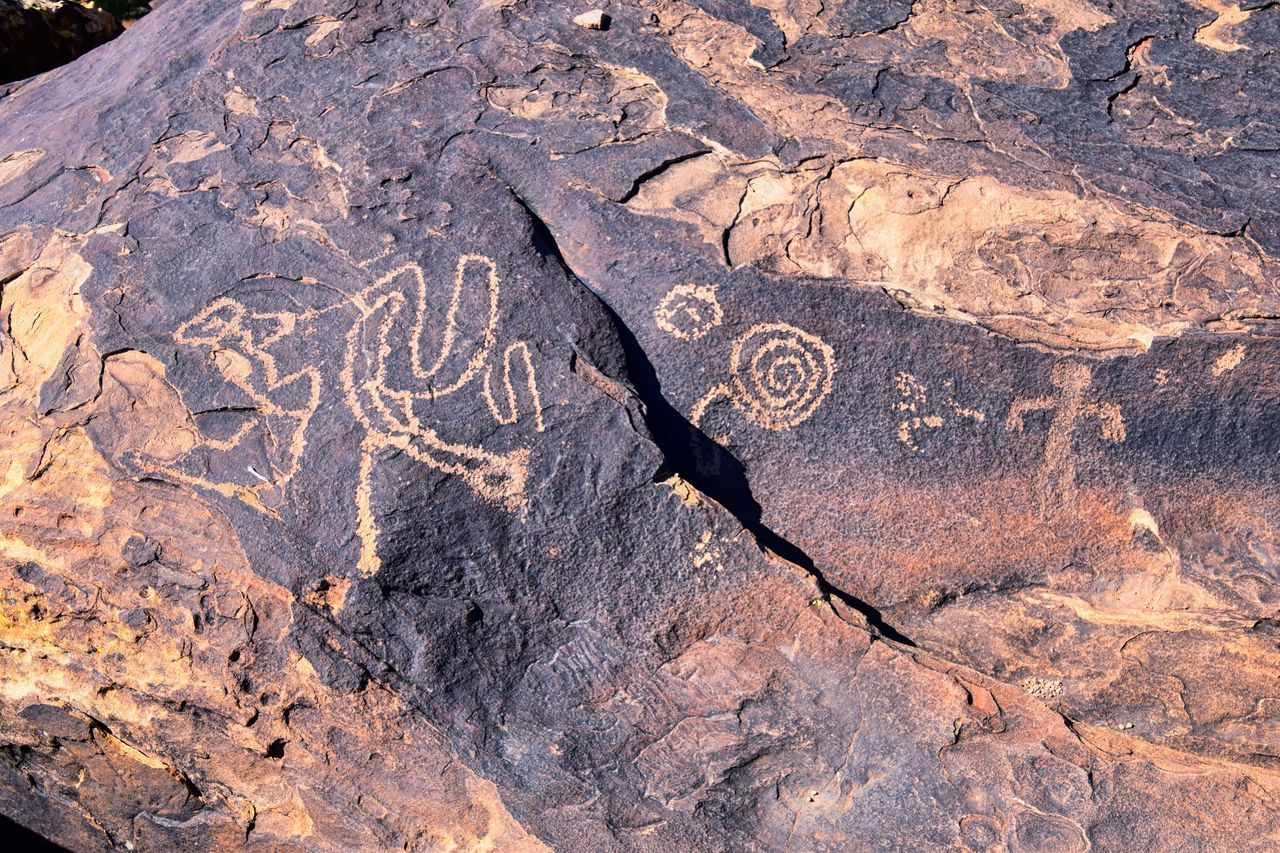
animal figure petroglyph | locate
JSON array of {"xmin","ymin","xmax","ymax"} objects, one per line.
[
  {"xmin": 690, "ymin": 322, "xmax": 836, "ymax": 431},
  {"xmin": 342, "ymin": 255, "xmax": 544, "ymax": 576},
  {"xmin": 1006, "ymin": 361, "xmax": 1124, "ymax": 509},
  {"xmin": 149, "ymin": 253, "xmax": 544, "ymax": 578},
  {"xmin": 134, "ymin": 298, "xmax": 323, "ymax": 515},
  {"xmin": 893, "ymin": 372, "xmax": 985, "ymax": 451}
]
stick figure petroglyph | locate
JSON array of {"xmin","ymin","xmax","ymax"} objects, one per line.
[
  {"xmin": 342, "ymin": 255, "xmax": 544, "ymax": 577},
  {"xmin": 690, "ymin": 322, "xmax": 836, "ymax": 431},
  {"xmin": 1006, "ymin": 361, "xmax": 1124, "ymax": 509}
]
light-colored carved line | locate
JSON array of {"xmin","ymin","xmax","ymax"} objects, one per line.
[
  {"xmin": 1082, "ymin": 401, "xmax": 1126, "ymax": 442},
  {"xmin": 654, "ymin": 283, "xmax": 723, "ymax": 341},
  {"xmin": 199, "ymin": 418, "xmax": 259, "ymax": 452},
  {"xmin": 368, "ymin": 289, "xmax": 417, "ymax": 433},
  {"xmin": 400, "ymin": 439, "xmax": 529, "ymax": 516},
  {"xmin": 689, "ymin": 383, "xmax": 732, "ymax": 428},
  {"xmin": 340, "ymin": 254, "xmax": 535, "ymax": 577},
  {"xmin": 482, "ymin": 341, "xmax": 546, "ymax": 433},
  {"xmin": 355, "ymin": 434, "xmax": 380, "ymax": 577},
  {"xmin": 166, "ymin": 253, "xmax": 539, "ymax": 579},
  {"xmin": 412, "ymin": 255, "xmax": 501, "ymax": 397},
  {"xmin": 728, "ymin": 323, "xmax": 835, "ymax": 431},
  {"xmin": 1005, "ymin": 362, "xmax": 1125, "ymax": 508},
  {"xmin": 127, "ymin": 455, "xmax": 277, "ymax": 519},
  {"xmin": 150, "ymin": 299, "xmax": 324, "ymax": 510},
  {"xmin": 1005, "ymin": 395, "xmax": 1054, "ymax": 432}
]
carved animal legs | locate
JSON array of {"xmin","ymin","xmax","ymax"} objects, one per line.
[{"xmin": 354, "ymin": 429, "xmax": 529, "ymax": 577}]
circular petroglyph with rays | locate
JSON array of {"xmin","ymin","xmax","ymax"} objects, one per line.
[{"xmin": 654, "ymin": 284, "xmax": 723, "ymax": 340}]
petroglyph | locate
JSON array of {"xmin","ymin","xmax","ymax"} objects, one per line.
[
  {"xmin": 692, "ymin": 529, "xmax": 724, "ymax": 572},
  {"xmin": 130, "ymin": 298, "xmax": 323, "ymax": 516},
  {"xmin": 1212, "ymin": 343, "xmax": 1247, "ymax": 377},
  {"xmin": 137, "ymin": 253, "xmax": 543, "ymax": 577},
  {"xmin": 482, "ymin": 342, "xmax": 546, "ymax": 433},
  {"xmin": 654, "ymin": 284, "xmax": 723, "ymax": 340},
  {"xmin": 691, "ymin": 322, "xmax": 835, "ymax": 431},
  {"xmin": 342, "ymin": 255, "xmax": 543, "ymax": 577},
  {"xmin": 1006, "ymin": 362, "xmax": 1124, "ymax": 509},
  {"xmin": 893, "ymin": 372, "xmax": 985, "ymax": 451}
]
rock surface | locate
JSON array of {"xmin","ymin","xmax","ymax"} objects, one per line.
[{"xmin": 1, "ymin": 0, "xmax": 1279, "ymax": 849}]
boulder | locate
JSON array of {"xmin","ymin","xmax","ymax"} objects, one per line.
[
  {"xmin": 1, "ymin": 0, "xmax": 1278, "ymax": 848},
  {"xmin": 0, "ymin": 1, "xmax": 121, "ymax": 84}
]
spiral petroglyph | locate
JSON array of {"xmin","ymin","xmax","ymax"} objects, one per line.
[
  {"xmin": 731, "ymin": 323, "xmax": 836, "ymax": 430},
  {"xmin": 691, "ymin": 322, "xmax": 836, "ymax": 431}
]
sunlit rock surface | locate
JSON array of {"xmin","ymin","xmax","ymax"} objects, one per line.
[{"xmin": 1, "ymin": 0, "xmax": 1278, "ymax": 848}]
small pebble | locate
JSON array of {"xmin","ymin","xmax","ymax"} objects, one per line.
[{"xmin": 573, "ymin": 9, "xmax": 608, "ymax": 30}]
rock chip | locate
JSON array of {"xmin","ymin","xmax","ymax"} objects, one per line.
[{"xmin": 573, "ymin": 9, "xmax": 608, "ymax": 30}]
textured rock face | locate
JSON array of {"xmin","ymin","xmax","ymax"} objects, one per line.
[{"xmin": 1, "ymin": 0, "xmax": 1279, "ymax": 849}]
